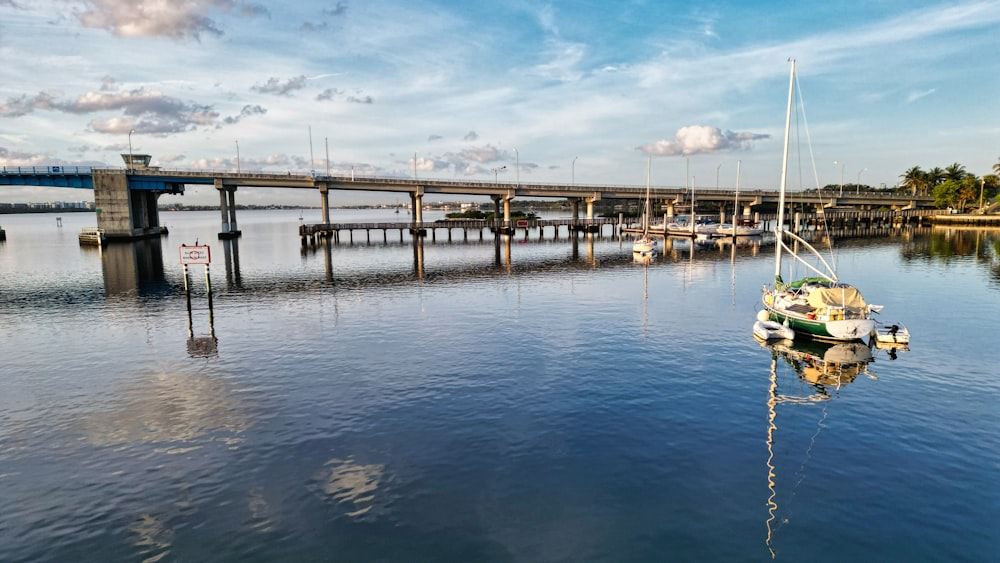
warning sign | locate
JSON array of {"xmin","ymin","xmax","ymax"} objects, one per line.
[{"xmin": 180, "ymin": 245, "xmax": 211, "ymax": 265}]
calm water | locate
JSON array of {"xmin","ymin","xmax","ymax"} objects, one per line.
[{"xmin": 1, "ymin": 210, "xmax": 997, "ymax": 562}]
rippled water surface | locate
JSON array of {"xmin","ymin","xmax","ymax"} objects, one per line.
[{"xmin": 1, "ymin": 210, "xmax": 998, "ymax": 561}]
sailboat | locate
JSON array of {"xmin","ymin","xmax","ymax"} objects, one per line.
[
  {"xmin": 717, "ymin": 160, "xmax": 765, "ymax": 237},
  {"xmin": 760, "ymin": 60, "xmax": 880, "ymax": 341},
  {"xmin": 632, "ymin": 157, "xmax": 657, "ymax": 256}
]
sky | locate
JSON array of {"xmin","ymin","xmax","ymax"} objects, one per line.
[{"xmin": 1, "ymin": 0, "xmax": 998, "ymax": 206}]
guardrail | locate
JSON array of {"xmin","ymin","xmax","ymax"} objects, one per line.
[{"xmin": 1, "ymin": 165, "xmax": 92, "ymax": 174}]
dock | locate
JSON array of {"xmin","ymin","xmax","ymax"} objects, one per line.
[{"xmin": 299, "ymin": 217, "xmax": 620, "ymax": 245}]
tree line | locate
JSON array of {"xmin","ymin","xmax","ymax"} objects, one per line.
[{"xmin": 898, "ymin": 158, "xmax": 1000, "ymax": 212}]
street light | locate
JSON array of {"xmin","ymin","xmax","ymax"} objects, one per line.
[
  {"xmin": 492, "ymin": 165, "xmax": 506, "ymax": 184},
  {"xmin": 572, "ymin": 156, "xmax": 578, "ymax": 185},
  {"xmin": 127, "ymin": 128, "xmax": 135, "ymax": 173},
  {"xmin": 413, "ymin": 151, "xmax": 418, "ymax": 180},
  {"xmin": 513, "ymin": 147, "xmax": 519, "ymax": 187},
  {"xmin": 857, "ymin": 167, "xmax": 867, "ymax": 194},
  {"xmin": 235, "ymin": 139, "xmax": 240, "ymax": 173},
  {"xmin": 834, "ymin": 160, "xmax": 845, "ymax": 196},
  {"xmin": 716, "ymin": 161, "xmax": 724, "ymax": 189}
]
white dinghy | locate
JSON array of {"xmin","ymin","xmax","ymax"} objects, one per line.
[{"xmin": 754, "ymin": 310, "xmax": 795, "ymax": 341}]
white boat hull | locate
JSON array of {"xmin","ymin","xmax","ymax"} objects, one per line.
[
  {"xmin": 873, "ymin": 323, "xmax": 910, "ymax": 344},
  {"xmin": 753, "ymin": 319, "xmax": 795, "ymax": 341}
]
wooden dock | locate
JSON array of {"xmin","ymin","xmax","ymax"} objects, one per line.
[{"xmin": 299, "ymin": 217, "xmax": 620, "ymax": 244}]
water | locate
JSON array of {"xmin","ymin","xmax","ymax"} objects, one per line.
[{"xmin": 1, "ymin": 210, "xmax": 997, "ymax": 562}]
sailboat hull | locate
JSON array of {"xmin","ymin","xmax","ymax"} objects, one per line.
[{"xmin": 762, "ymin": 303, "xmax": 874, "ymax": 341}]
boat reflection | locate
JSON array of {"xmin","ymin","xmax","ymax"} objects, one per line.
[
  {"xmin": 760, "ymin": 336, "xmax": 876, "ymax": 558},
  {"xmin": 760, "ymin": 337, "xmax": 874, "ymax": 391}
]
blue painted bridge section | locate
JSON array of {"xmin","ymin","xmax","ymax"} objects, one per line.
[
  {"xmin": 1, "ymin": 166, "xmax": 189, "ymax": 193},
  {"xmin": 1, "ymin": 166, "xmax": 94, "ymax": 189}
]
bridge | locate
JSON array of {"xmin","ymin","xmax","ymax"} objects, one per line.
[{"xmin": 1, "ymin": 157, "xmax": 935, "ymax": 241}]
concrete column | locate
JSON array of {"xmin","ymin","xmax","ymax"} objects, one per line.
[
  {"xmin": 319, "ymin": 184, "xmax": 330, "ymax": 224},
  {"xmin": 571, "ymin": 199, "xmax": 580, "ymax": 220},
  {"xmin": 666, "ymin": 203, "xmax": 675, "ymax": 218},
  {"xmin": 411, "ymin": 192, "xmax": 423, "ymax": 224},
  {"xmin": 216, "ymin": 180, "xmax": 230, "ymax": 233},
  {"xmin": 227, "ymin": 188, "xmax": 238, "ymax": 232},
  {"xmin": 503, "ymin": 197, "xmax": 511, "ymax": 223},
  {"xmin": 586, "ymin": 199, "xmax": 594, "ymax": 219}
]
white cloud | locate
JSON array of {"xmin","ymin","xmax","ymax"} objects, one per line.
[
  {"xmin": 69, "ymin": 0, "xmax": 269, "ymax": 40},
  {"xmin": 906, "ymin": 89, "xmax": 936, "ymax": 103},
  {"xmin": 640, "ymin": 125, "xmax": 770, "ymax": 157}
]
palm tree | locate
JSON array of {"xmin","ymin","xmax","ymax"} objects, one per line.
[
  {"xmin": 900, "ymin": 166, "xmax": 926, "ymax": 196},
  {"xmin": 993, "ymin": 156, "xmax": 1000, "ymax": 176},
  {"xmin": 945, "ymin": 162, "xmax": 968, "ymax": 182},
  {"xmin": 926, "ymin": 167, "xmax": 946, "ymax": 189}
]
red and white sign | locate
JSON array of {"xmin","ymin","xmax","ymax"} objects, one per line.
[
  {"xmin": 516, "ymin": 220, "xmax": 529, "ymax": 227},
  {"xmin": 179, "ymin": 245, "xmax": 211, "ymax": 265}
]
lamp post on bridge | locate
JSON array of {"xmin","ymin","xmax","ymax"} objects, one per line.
[
  {"xmin": 235, "ymin": 139, "xmax": 240, "ymax": 173},
  {"xmin": 857, "ymin": 167, "xmax": 867, "ymax": 194},
  {"xmin": 492, "ymin": 165, "xmax": 506, "ymax": 185},
  {"xmin": 716, "ymin": 161, "xmax": 724, "ymax": 190},
  {"xmin": 834, "ymin": 160, "xmax": 845, "ymax": 196},
  {"xmin": 128, "ymin": 128, "xmax": 135, "ymax": 173},
  {"xmin": 572, "ymin": 156, "xmax": 578, "ymax": 185},
  {"xmin": 513, "ymin": 147, "xmax": 519, "ymax": 187}
]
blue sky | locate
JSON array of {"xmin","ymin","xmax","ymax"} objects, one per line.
[{"xmin": 1, "ymin": 0, "xmax": 998, "ymax": 205}]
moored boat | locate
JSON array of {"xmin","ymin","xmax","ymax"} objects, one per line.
[
  {"xmin": 760, "ymin": 60, "xmax": 880, "ymax": 342},
  {"xmin": 632, "ymin": 157, "xmax": 658, "ymax": 256},
  {"xmin": 873, "ymin": 322, "xmax": 910, "ymax": 344}
]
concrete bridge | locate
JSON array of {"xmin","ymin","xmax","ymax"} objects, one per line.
[{"xmin": 1, "ymin": 156, "xmax": 936, "ymax": 241}]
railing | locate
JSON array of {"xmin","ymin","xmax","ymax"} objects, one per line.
[{"xmin": 1, "ymin": 165, "xmax": 92, "ymax": 175}]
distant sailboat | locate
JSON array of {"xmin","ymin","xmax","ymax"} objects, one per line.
[
  {"xmin": 632, "ymin": 157, "xmax": 657, "ymax": 256},
  {"xmin": 760, "ymin": 60, "xmax": 881, "ymax": 341},
  {"xmin": 716, "ymin": 160, "xmax": 764, "ymax": 237}
]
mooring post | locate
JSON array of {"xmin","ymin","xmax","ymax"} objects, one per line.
[{"xmin": 204, "ymin": 264, "xmax": 213, "ymax": 311}]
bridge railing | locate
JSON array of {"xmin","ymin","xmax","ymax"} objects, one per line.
[{"xmin": 2, "ymin": 165, "xmax": 92, "ymax": 175}]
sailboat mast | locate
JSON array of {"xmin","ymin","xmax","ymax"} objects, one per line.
[
  {"xmin": 644, "ymin": 156, "xmax": 651, "ymax": 234},
  {"xmin": 775, "ymin": 59, "xmax": 795, "ymax": 279},
  {"xmin": 735, "ymin": 159, "xmax": 742, "ymax": 223}
]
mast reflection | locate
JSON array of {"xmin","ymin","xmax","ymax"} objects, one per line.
[{"xmin": 760, "ymin": 337, "xmax": 875, "ymax": 558}]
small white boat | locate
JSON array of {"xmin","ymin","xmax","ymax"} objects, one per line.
[
  {"xmin": 632, "ymin": 236, "xmax": 656, "ymax": 255},
  {"xmin": 632, "ymin": 157, "xmax": 658, "ymax": 255},
  {"xmin": 754, "ymin": 312, "xmax": 795, "ymax": 341},
  {"xmin": 873, "ymin": 323, "xmax": 910, "ymax": 344}
]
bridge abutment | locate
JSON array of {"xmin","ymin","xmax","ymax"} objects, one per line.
[{"xmin": 93, "ymin": 170, "xmax": 166, "ymax": 240}]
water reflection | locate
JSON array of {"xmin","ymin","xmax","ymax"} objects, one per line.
[
  {"xmin": 222, "ymin": 238, "xmax": 242, "ymax": 288},
  {"xmin": 762, "ymin": 337, "xmax": 875, "ymax": 391},
  {"xmin": 311, "ymin": 457, "xmax": 386, "ymax": 519},
  {"xmin": 901, "ymin": 227, "xmax": 1000, "ymax": 284},
  {"xmin": 78, "ymin": 369, "xmax": 250, "ymax": 447},
  {"xmin": 760, "ymin": 337, "xmax": 876, "ymax": 558},
  {"xmin": 101, "ymin": 239, "xmax": 169, "ymax": 297}
]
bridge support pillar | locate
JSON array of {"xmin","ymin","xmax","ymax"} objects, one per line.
[
  {"xmin": 319, "ymin": 184, "xmax": 330, "ymax": 225},
  {"xmin": 409, "ymin": 190, "xmax": 425, "ymax": 237},
  {"xmin": 216, "ymin": 182, "xmax": 241, "ymax": 239},
  {"xmin": 217, "ymin": 181, "xmax": 229, "ymax": 233},
  {"xmin": 91, "ymin": 170, "xmax": 167, "ymax": 240},
  {"xmin": 227, "ymin": 188, "xmax": 238, "ymax": 233}
]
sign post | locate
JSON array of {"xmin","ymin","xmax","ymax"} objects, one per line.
[{"xmin": 179, "ymin": 244, "xmax": 216, "ymax": 354}]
